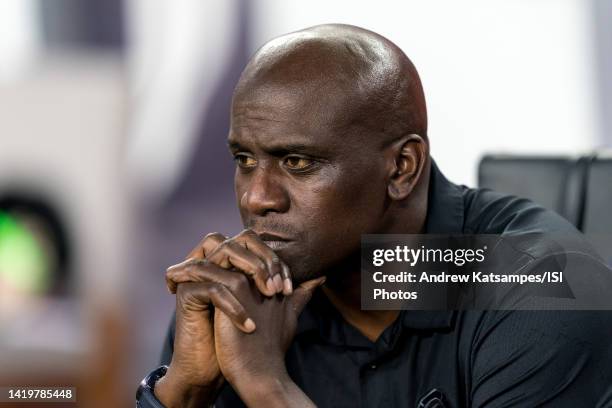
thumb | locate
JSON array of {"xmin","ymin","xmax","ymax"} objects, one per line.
[{"xmin": 291, "ymin": 276, "xmax": 326, "ymax": 314}]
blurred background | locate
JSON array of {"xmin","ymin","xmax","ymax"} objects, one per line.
[{"xmin": 0, "ymin": 0, "xmax": 610, "ymax": 406}]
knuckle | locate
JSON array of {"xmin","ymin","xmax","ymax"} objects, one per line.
[
  {"xmin": 205, "ymin": 247, "xmax": 220, "ymax": 261},
  {"xmin": 220, "ymin": 238, "xmax": 234, "ymax": 248},
  {"xmin": 207, "ymin": 241, "xmax": 231, "ymax": 260},
  {"xmin": 217, "ymin": 239, "xmax": 233, "ymax": 253},
  {"xmin": 228, "ymin": 273, "xmax": 248, "ymax": 291},
  {"xmin": 204, "ymin": 232, "xmax": 225, "ymax": 241},
  {"xmin": 207, "ymin": 282, "xmax": 224, "ymax": 297},
  {"xmin": 254, "ymin": 261, "xmax": 268, "ymax": 277},
  {"xmin": 238, "ymin": 228, "xmax": 257, "ymax": 238},
  {"xmin": 165, "ymin": 262, "xmax": 187, "ymax": 280},
  {"xmin": 202, "ymin": 233, "xmax": 226, "ymax": 256},
  {"xmin": 185, "ymin": 258, "xmax": 207, "ymax": 270}
]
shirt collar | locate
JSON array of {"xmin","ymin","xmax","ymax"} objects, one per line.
[
  {"xmin": 424, "ymin": 160, "xmax": 465, "ymax": 235},
  {"xmin": 296, "ymin": 290, "xmax": 322, "ymax": 336}
]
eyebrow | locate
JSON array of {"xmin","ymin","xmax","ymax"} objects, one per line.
[{"xmin": 227, "ymin": 139, "xmax": 330, "ymax": 157}]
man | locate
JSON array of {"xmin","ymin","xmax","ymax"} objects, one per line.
[{"xmin": 137, "ymin": 24, "xmax": 612, "ymax": 407}]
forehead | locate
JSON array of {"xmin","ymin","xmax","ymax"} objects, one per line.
[{"xmin": 229, "ymin": 83, "xmax": 359, "ymax": 151}]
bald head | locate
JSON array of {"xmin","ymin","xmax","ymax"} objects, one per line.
[
  {"xmin": 233, "ymin": 24, "xmax": 428, "ymax": 141},
  {"xmin": 230, "ymin": 26, "xmax": 431, "ymax": 280}
]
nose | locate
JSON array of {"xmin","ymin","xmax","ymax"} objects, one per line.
[{"xmin": 240, "ymin": 167, "xmax": 290, "ymax": 216}]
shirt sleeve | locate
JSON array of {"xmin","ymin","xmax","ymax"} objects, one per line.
[
  {"xmin": 136, "ymin": 386, "xmax": 166, "ymax": 408},
  {"xmin": 135, "ymin": 315, "xmax": 176, "ymax": 408},
  {"xmin": 470, "ymin": 310, "xmax": 612, "ymax": 407}
]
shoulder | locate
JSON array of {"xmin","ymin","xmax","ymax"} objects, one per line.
[
  {"xmin": 457, "ymin": 310, "xmax": 612, "ymax": 407},
  {"xmin": 461, "ymin": 186, "xmax": 579, "ymax": 235}
]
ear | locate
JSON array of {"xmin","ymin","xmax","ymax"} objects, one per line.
[{"xmin": 387, "ymin": 134, "xmax": 427, "ymax": 201}]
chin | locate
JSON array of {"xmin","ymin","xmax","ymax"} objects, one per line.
[
  {"xmin": 284, "ymin": 257, "xmax": 326, "ymax": 284},
  {"xmin": 284, "ymin": 259, "xmax": 313, "ymax": 283},
  {"xmin": 281, "ymin": 242, "xmax": 355, "ymax": 284}
]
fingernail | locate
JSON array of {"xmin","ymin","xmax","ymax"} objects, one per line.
[
  {"xmin": 244, "ymin": 318, "xmax": 256, "ymax": 332},
  {"xmin": 283, "ymin": 278, "xmax": 293, "ymax": 295},
  {"xmin": 266, "ymin": 277, "xmax": 276, "ymax": 294},
  {"xmin": 273, "ymin": 274, "xmax": 283, "ymax": 292}
]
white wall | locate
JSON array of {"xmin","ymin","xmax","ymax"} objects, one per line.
[
  {"xmin": 124, "ymin": 0, "xmax": 240, "ymax": 201},
  {"xmin": 251, "ymin": 0, "xmax": 600, "ymax": 186},
  {"xmin": 0, "ymin": 0, "xmax": 40, "ymax": 82}
]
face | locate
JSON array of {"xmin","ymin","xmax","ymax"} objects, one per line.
[{"xmin": 229, "ymin": 84, "xmax": 391, "ymax": 282}]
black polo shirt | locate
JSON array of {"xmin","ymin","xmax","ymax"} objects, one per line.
[{"xmin": 142, "ymin": 161, "xmax": 612, "ymax": 408}]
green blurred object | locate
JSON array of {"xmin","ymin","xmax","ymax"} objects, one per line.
[{"xmin": 0, "ymin": 210, "xmax": 51, "ymax": 293}]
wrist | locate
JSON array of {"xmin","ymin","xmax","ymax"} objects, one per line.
[
  {"xmin": 154, "ymin": 365, "xmax": 223, "ymax": 408},
  {"xmin": 137, "ymin": 366, "xmax": 168, "ymax": 408},
  {"xmin": 232, "ymin": 367, "xmax": 294, "ymax": 408}
]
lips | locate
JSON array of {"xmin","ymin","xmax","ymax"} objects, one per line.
[
  {"xmin": 257, "ymin": 232, "xmax": 291, "ymax": 241},
  {"xmin": 256, "ymin": 232, "xmax": 293, "ymax": 250},
  {"xmin": 263, "ymin": 240, "xmax": 292, "ymax": 250}
]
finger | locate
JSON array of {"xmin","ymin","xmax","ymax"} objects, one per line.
[
  {"xmin": 185, "ymin": 232, "xmax": 226, "ymax": 260},
  {"xmin": 179, "ymin": 281, "xmax": 255, "ymax": 333},
  {"xmin": 166, "ymin": 233, "xmax": 226, "ymax": 293},
  {"xmin": 201, "ymin": 232, "xmax": 227, "ymax": 258},
  {"xmin": 234, "ymin": 229, "xmax": 293, "ymax": 294},
  {"xmin": 280, "ymin": 262, "xmax": 292, "ymax": 295},
  {"xmin": 291, "ymin": 276, "xmax": 326, "ymax": 315},
  {"xmin": 206, "ymin": 240, "xmax": 275, "ymax": 296},
  {"xmin": 166, "ymin": 258, "xmax": 208, "ymax": 293},
  {"xmin": 165, "ymin": 259, "xmax": 247, "ymax": 295}
]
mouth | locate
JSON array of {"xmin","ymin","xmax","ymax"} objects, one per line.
[
  {"xmin": 256, "ymin": 232, "xmax": 294, "ymax": 250},
  {"xmin": 262, "ymin": 240, "xmax": 292, "ymax": 250}
]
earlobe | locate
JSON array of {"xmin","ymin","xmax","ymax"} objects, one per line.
[{"xmin": 387, "ymin": 134, "xmax": 426, "ymax": 201}]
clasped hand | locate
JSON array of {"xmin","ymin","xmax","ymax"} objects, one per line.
[{"xmin": 155, "ymin": 229, "xmax": 324, "ymax": 408}]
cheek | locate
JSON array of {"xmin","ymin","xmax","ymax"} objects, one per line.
[
  {"xmin": 234, "ymin": 176, "xmax": 247, "ymax": 218},
  {"xmin": 284, "ymin": 163, "xmax": 387, "ymax": 279},
  {"xmin": 299, "ymin": 166, "xmax": 387, "ymax": 246}
]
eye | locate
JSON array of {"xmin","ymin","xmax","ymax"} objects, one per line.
[
  {"xmin": 283, "ymin": 156, "xmax": 314, "ymax": 171},
  {"xmin": 234, "ymin": 154, "xmax": 257, "ymax": 168}
]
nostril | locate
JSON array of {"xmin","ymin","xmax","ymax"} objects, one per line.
[{"xmin": 240, "ymin": 177, "xmax": 290, "ymax": 215}]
